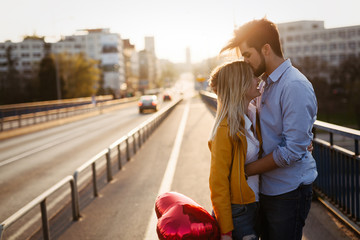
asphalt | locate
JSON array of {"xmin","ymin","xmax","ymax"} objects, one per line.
[{"xmin": 38, "ymin": 95, "xmax": 358, "ymax": 239}]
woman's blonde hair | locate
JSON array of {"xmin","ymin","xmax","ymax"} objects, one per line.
[{"xmin": 209, "ymin": 61, "xmax": 254, "ymax": 140}]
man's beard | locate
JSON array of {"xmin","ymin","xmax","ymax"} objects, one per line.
[{"xmin": 253, "ymin": 53, "xmax": 266, "ymax": 77}]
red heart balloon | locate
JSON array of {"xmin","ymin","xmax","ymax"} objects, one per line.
[
  {"xmin": 155, "ymin": 192, "xmax": 200, "ymax": 218},
  {"xmin": 155, "ymin": 192, "xmax": 220, "ymax": 240}
]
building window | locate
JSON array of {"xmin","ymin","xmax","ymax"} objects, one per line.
[
  {"xmin": 295, "ymin": 35, "xmax": 301, "ymax": 42},
  {"xmin": 348, "ymin": 42, "xmax": 356, "ymax": 50},
  {"xmin": 320, "ymin": 44, "xmax": 327, "ymax": 51},
  {"xmin": 33, "ymin": 53, "xmax": 41, "ymax": 58},
  {"xmin": 338, "ymin": 31, "xmax": 346, "ymax": 38},
  {"xmin": 348, "ymin": 30, "xmax": 356, "ymax": 38},
  {"xmin": 339, "ymin": 54, "xmax": 346, "ymax": 62},
  {"xmin": 21, "ymin": 53, "xmax": 30, "ymax": 58},
  {"xmin": 320, "ymin": 33, "xmax": 328, "ymax": 40},
  {"xmin": 329, "ymin": 32, "xmax": 337, "ymax": 39},
  {"xmin": 286, "ymin": 36, "xmax": 293, "ymax": 42},
  {"xmin": 304, "ymin": 35, "xmax": 311, "ymax": 41},
  {"xmin": 22, "ymin": 61, "xmax": 31, "ymax": 66},
  {"xmin": 339, "ymin": 43, "xmax": 346, "ymax": 50},
  {"xmin": 312, "ymin": 45, "xmax": 319, "ymax": 51},
  {"xmin": 21, "ymin": 45, "xmax": 29, "ymax": 49},
  {"xmin": 330, "ymin": 55, "xmax": 337, "ymax": 61},
  {"xmin": 330, "ymin": 43, "xmax": 337, "ymax": 50},
  {"xmin": 321, "ymin": 55, "xmax": 327, "ymax": 61}
]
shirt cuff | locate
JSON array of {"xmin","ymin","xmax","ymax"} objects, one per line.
[{"xmin": 273, "ymin": 147, "xmax": 290, "ymax": 167}]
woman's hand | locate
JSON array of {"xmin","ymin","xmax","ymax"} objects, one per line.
[{"xmin": 221, "ymin": 235, "xmax": 232, "ymax": 240}]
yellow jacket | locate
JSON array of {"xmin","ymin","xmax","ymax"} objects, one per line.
[{"xmin": 208, "ymin": 114, "xmax": 262, "ymax": 234}]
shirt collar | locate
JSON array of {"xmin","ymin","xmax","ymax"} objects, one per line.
[
  {"xmin": 244, "ymin": 114, "xmax": 252, "ymax": 131},
  {"xmin": 267, "ymin": 59, "xmax": 292, "ymax": 84}
]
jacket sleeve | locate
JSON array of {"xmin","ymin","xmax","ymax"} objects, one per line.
[{"xmin": 209, "ymin": 125, "xmax": 234, "ymax": 234}]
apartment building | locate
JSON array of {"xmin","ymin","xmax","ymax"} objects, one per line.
[
  {"xmin": 0, "ymin": 36, "xmax": 45, "ymax": 79},
  {"xmin": 138, "ymin": 36, "xmax": 157, "ymax": 92},
  {"xmin": 123, "ymin": 39, "xmax": 140, "ymax": 96},
  {"xmin": 278, "ymin": 21, "xmax": 360, "ymax": 71},
  {"xmin": 51, "ymin": 29, "xmax": 126, "ymax": 97}
]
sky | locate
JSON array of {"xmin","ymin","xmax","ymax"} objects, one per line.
[{"xmin": 1, "ymin": 0, "xmax": 360, "ymax": 63}]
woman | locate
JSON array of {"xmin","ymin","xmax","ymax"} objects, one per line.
[{"xmin": 208, "ymin": 61, "xmax": 262, "ymax": 240}]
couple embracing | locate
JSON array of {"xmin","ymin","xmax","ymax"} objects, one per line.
[{"xmin": 208, "ymin": 18, "xmax": 318, "ymax": 240}]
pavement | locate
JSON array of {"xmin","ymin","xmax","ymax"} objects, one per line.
[{"xmin": 33, "ymin": 95, "xmax": 358, "ymax": 239}]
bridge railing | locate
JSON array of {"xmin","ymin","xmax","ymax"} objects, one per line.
[
  {"xmin": 0, "ymin": 98, "xmax": 182, "ymax": 240},
  {"xmin": 199, "ymin": 90, "xmax": 360, "ymax": 233},
  {"xmin": 0, "ymin": 96, "xmax": 138, "ymax": 132}
]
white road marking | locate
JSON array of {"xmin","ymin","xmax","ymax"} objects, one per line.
[
  {"xmin": 0, "ymin": 129, "xmax": 86, "ymax": 167},
  {"xmin": 143, "ymin": 100, "xmax": 190, "ymax": 240}
]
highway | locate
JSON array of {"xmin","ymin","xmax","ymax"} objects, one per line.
[{"xmin": 0, "ymin": 94, "xmax": 174, "ymax": 223}]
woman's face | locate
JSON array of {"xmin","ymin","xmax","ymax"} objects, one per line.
[{"xmin": 245, "ymin": 76, "xmax": 261, "ymax": 101}]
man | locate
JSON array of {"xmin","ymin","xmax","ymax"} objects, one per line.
[{"xmin": 221, "ymin": 18, "xmax": 318, "ymax": 240}]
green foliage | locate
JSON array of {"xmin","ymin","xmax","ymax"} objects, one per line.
[
  {"xmin": 38, "ymin": 54, "xmax": 57, "ymax": 100},
  {"xmin": 54, "ymin": 53, "xmax": 101, "ymax": 99}
]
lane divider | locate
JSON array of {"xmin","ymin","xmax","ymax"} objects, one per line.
[{"xmin": 143, "ymin": 100, "xmax": 190, "ymax": 240}]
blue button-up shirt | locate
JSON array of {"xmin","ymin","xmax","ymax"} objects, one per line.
[{"xmin": 259, "ymin": 59, "xmax": 318, "ymax": 195}]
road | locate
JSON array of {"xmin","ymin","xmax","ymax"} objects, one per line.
[{"xmin": 0, "ymin": 97, "xmax": 174, "ymax": 223}]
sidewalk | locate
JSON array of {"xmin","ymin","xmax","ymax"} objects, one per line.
[{"xmin": 56, "ymin": 96, "xmax": 356, "ymax": 240}]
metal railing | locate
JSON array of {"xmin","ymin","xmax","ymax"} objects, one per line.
[
  {"xmin": 0, "ymin": 98, "xmax": 182, "ymax": 240},
  {"xmin": 199, "ymin": 90, "xmax": 360, "ymax": 233},
  {"xmin": 312, "ymin": 121, "xmax": 360, "ymax": 232},
  {"xmin": 0, "ymin": 176, "xmax": 78, "ymax": 240},
  {"xmin": 0, "ymin": 96, "xmax": 138, "ymax": 132}
]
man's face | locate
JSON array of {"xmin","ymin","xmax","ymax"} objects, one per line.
[{"xmin": 239, "ymin": 42, "xmax": 266, "ymax": 77}]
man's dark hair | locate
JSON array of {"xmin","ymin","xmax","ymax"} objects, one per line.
[{"xmin": 221, "ymin": 18, "xmax": 284, "ymax": 58}]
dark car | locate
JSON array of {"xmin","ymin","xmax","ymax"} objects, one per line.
[
  {"xmin": 138, "ymin": 95, "xmax": 158, "ymax": 113},
  {"xmin": 163, "ymin": 93, "xmax": 172, "ymax": 101}
]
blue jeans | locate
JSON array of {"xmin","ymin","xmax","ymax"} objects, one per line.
[
  {"xmin": 259, "ymin": 184, "xmax": 313, "ymax": 240},
  {"xmin": 231, "ymin": 202, "xmax": 259, "ymax": 240}
]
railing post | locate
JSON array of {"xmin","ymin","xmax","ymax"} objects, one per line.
[
  {"xmin": 126, "ymin": 137, "xmax": 130, "ymax": 161},
  {"xmin": 117, "ymin": 144, "xmax": 122, "ymax": 170},
  {"xmin": 106, "ymin": 148, "xmax": 113, "ymax": 182},
  {"xmin": 40, "ymin": 200, "xmax": 50, "ymax": 240},
  {"xmin": 0, "ymin": 224, "xmax": 4, "ymax": 240},
  {"xmin": 69, "ymin": 179, "xmax": 80, "ymax": 221},
  {"xmin": 92, "ymin": 162, "xmax": 98, "ymax": 197},
  {"xmin": 72, "ymin": 172, "xmax": 81, "ymax": 220},
  {"xmin": 138, "ymin": 130, "xmax": 142, "ymax": 148},
  {"xmin": 18, "ymin": 114, "xmax": 22, "ymax": 128},
  {"xmin": 330, "ymin": 132, "xmax": 334, "ymax": 146},
  {"xmin": 133, "ymin": 135, "xmax": 137, "ymax": 154},
  {"xmin": 355, "ymin": 139, "xmax": 359, "ymax": 156}
]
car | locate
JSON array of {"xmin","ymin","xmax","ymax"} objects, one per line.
[
  {"xmin": 138, "ymin": 95, "xmax": 158, "ymax": 113},
  {"xmin": 163, "ymin": 93, "xmax": 172, "ymax": 101}
]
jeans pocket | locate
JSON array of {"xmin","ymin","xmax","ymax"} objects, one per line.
[{"xmin": 231, "ymin": 204, "xmax": 247, "ymax": 218}]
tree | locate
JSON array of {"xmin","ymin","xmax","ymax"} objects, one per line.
[
  {"xmin": 54, "ymin": 53, "xmax": 100, "ymax": 99},
  {"xmin": 331, "ymin": 56, "xmax": 360, "ymax": 128},
  {"xmin": 0, "ymin": 45, "xmax": 21, "ymax": 104},
  {"xmin": 38, "ymin": 44, "xmax": 57, "ymax": 100}
]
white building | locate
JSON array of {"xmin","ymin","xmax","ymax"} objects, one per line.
[
  {"xmin": 0, "ymin": 36, "xmax": 45, "ymax": 79},
  {"xmin": 278, "ymin": 21, "xmax": 360, "ymax": 67},
  {"xmin": 51, "ymin": 29, "xmax": 125, "ymax": 97}
]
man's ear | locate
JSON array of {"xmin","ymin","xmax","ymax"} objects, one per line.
[{"xmin": 261, "ymin": 44, "xmax": 271, "ymax": 56}]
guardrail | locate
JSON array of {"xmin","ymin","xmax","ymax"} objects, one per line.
[
  {"xmin": 0, "ymin": 98, "xmax": 182, "ymax": 240},
  {"xmin": 199, "ymin": 90, "xmax": 360, "ymax": 234},
  {"xmin": 0, "ymin": 97, "xmax": 138, "ymax": 132}
]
